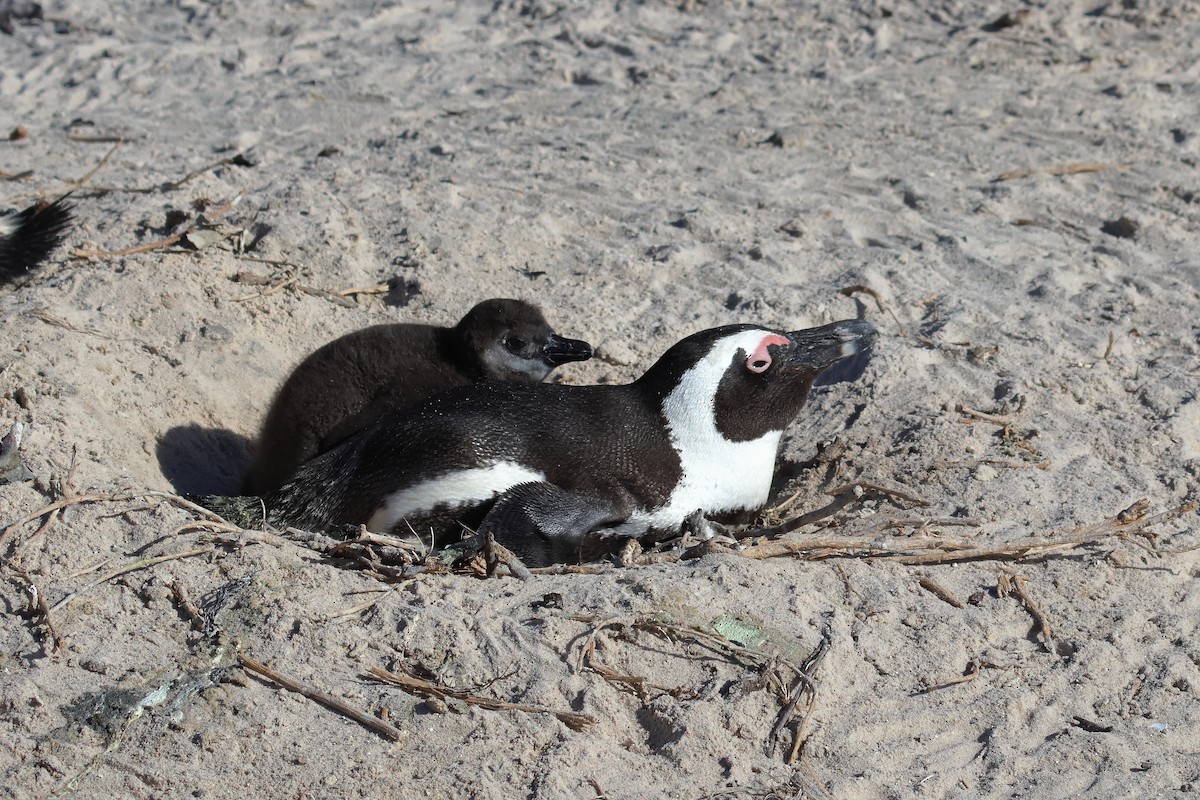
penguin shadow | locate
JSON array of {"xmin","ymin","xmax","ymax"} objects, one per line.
[
  {"xmin": 156, "ymin": 424, "xmax": 253, "ymax": 496},
  {"xmin": 812, "ymin": 347, "xmax": 872, "ymax": 387}
]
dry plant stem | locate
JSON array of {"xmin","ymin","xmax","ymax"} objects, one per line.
[
  {"xmin": 66, "ymin": 559, "xmax": 111, "ymax": 579},
  {"xmin": 68, "ymin": 140, "xmax": 123, "ymax": 188},
  {"xmin": 840, "ymin": 283, "xmax": 908, "ymax": 337},
  {"xmin": 172, "ymin": 520, "xmax": 245, "ymax": 537},
  {"xmin": 49, "ymin": 547, "xmax": 213, "ymax": 613},
  {"xmin": 736, "ymin": 491, "xmax": 859, "ymax": 540},
  {"xmin": 735, "ymin": 500, "xmax": 1195, "ymax": 565},
  {"xmin": 528, "ymin": 563, "xmax": 612, "ymax": 575},
  {"xmin": 328, "ymin": 591, "xmax": 391, "ymax": 620},
  {"xmin": 209, "ymin": 528, "xmax": 293, "ymax": 550},
  {"xmin": 780, "ymin": 635, "xmax": 829, "ymax": 764},
  {"xmin": 65, "ymin": 133, "xmax": 125, "ymax": 143},
  {"xmin": 585, "ymin": 660, "xmax": 654, "ymax": 700},
  {"xmin": 330, "ymin": 283, "xmax": 390, "ymax": 297},
  {"xmin": 20, "ymin": 508, "xmax": 60, "ymax": 553},
  {"xmin": 994, "ymin": 162, "xmax": 1125, "ymax": 181},
  {"xmin": 367, "ymin": 665, "xmax": 596, "ymax": 732},
  {"xmin": 72, "ymin": 194, "xmax": 242, "ymax": 259},
  {"xmin": 165, "ymin": 154, "xmax": 249, "ymax": 190},
  {"xmin": 169, "ymin": 580, "xmax": 206, "ymax": 627},
  {"xmin": 143, "ymin": 490, "xmax": 231, "ymax": 523},
  {"xmin": 484, "ymin": 532, "xmax": 533, "ymax": 580},
  {"xmin": 2, "ymin": 489, "xmax": 235, "ymax": 558},
  {"xmin": 836, "ymin": 480, "xmax": 929, "ymax": 507},
  {"xmin": 959, "ymin": 405, "xmax": 1011, "ymax": 425},
  {"xmin": 0, "ymin": 492, "xmax": 124, "ymax": 555},
  {"xmin": 877, "ymin": 517, "xmax": 982, "ymax": 530},
  {"xmin": 920, "ymin": 659, "xmax": 1004, "ymax": 693},
  {"xmin": 735, "ymin": 481, "xmax": 930, "ymax": 541},
  {"xmin": 238, "ymin": 655, "xmax": 405, "ymax": 743},
  {"xmin": 1008, "ymin": 572, "xmax": 1054, "ymax": 645},
  {"xmin": 18, "ymin": 572, "xmax": 63, "ymax": 652},
  {"xmin": 919, "ymin": 577, "xmax": 965, "ymax": 608}
]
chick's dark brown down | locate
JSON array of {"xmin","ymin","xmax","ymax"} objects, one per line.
[{"xmin": 242, "ymin": 298, "xmax": 593, "ymax": 495}]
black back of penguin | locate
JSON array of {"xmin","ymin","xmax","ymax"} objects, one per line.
[
  {"xmin": 241, "ymin": 298, "xmax": 592, "ymax": 496},
  {"xmin": 267, "ymin": 379, "xmax": 676, "ymax": 536},
  {"xmin": 266, "ymin": 319, "xmax": 877, "ymax": 565}
]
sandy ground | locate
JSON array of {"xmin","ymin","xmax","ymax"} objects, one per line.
[{"xmin": 2, "ymin": 1, "xmax": 1199, "ymax": 797}]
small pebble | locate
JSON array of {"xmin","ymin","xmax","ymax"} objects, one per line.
[{"xmin": 1101, "ymin": 216, "xmax": 1138, "ymax": 239}]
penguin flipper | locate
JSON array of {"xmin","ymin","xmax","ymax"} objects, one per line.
[{"xmin": 479, "ymin": 482, "xmax": 629, "ymax": 567}]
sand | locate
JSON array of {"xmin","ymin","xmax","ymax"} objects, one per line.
[{"xmin": 2, "ymin": 0, "xmax": 1198, "ymax": 797}]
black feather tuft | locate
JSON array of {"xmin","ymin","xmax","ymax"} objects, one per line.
[{"xmin": 0, "ymin": 196, "xmax": 74, "ymax": 283}]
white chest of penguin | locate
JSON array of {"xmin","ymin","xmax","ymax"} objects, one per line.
[
  {"xmin": 618, "ymin": 340, "xmax": 785, "ymax": 535},
  {"xmin": 619, "ymin": 429, "xmax": 781, "ymax": 535}
]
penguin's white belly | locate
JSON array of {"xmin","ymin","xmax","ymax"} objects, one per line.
[
  {"xmin": 368, "ymin": 460, "xmax": 545, "ymax": 532},
  {"xmin": 614, "ymin": 431, "xmax": 780, "ymax": 536}
]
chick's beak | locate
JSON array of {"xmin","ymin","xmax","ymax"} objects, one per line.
[{"xmin": 541, "ymin": 334, "xmax": 594, "ymax": 366}]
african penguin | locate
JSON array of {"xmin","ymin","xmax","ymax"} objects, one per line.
[
  {"xmin": 258, "ymin": 318, "xmax": 877, "ymax": 566},
  {"xmin": 0, "ymin": 197, "xmax": 73, "ymax": 284},
  {"xmin": 241, "ymin": 298, "xmax": 594, "ymax": 496}
]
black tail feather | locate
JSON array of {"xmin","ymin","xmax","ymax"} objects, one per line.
[{"xmin": 0, "ymin": 196, "xmax": 74, "ymax": 282}]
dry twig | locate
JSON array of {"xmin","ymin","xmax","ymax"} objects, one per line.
[
  {"xmin": 840, "ymin": 283, "xmax": 908, "ymax": 337},
  {"xmin": 993, "ymin": 162, "xmax": 1127, "ymax": 182},
  {"xmin": 18, "ymin": 572, "xmax": 63, "ymax": 652},
  {"xmin": 49, "ymin": 547, "xmax": 213, "ymax": 613},
  {"xmin": 919, "ymin": 659, "xmax": 1008, "ymax": 693},
  {"xmin": 367, "ymin": 665, "xmax": 595, "ymax": 732},
  {"xmin": 1004, "ymin": 571, "xmax": 1054, "ymax": 646},
  {"xmin": 71, "ymin": 194, "xmax": 242, "ymax": 260},
  {"xmin": 785, "ymin": 634, "xmax": 830, "ymax": 764},
  {"xmin": 238, "ymin": 654, "xmax": 405, "ymax": 742},
  {"xmin": 725, "ymin": 499, "xmax": 1194, "ymax": 566},
  {"xmin": 484, "ymin": 532, "xmax": 533, "ymax": 580},
  {"xmin": 919, "ymin": 577, "xmax": 965, "ymax": 608}
]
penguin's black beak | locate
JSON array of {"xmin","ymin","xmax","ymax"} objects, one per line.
[
  {"xmin": 782, "ymin": 319, "xmax": 878, "ymax": 375},
  {"xmin": 541, "ymin": 334, "xmax": 594, "ymax": 367}
]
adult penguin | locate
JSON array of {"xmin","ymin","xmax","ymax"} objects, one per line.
[{"xmin": 261, "ymin": 318, "xmax": 877, "ymax": 565}]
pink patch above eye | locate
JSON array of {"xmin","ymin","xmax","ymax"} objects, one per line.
[{"xmin": 746, "ymin": 333, "xmax": 789, "ymax": 373}]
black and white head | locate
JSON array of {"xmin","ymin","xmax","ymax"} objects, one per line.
[
  {"xmin": 610, "ymin": 319, "xmax": 878, "ymax": 531},
  {"xmin": 0, "ymin": 197, "xmax": 73, "ymax": 282},
  {"xmin": 641, "ymin": 319, "xmax": 878, "ymax": 446},
  {"xmin": 456, "ymin": 298, "xmax": 593, "ymax": 382}
]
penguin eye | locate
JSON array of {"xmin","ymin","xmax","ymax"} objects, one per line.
[{"xmin": 504, "ymin": 336, "xmax": 526, "ymax": 354}]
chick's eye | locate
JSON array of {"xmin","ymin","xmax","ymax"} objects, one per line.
[{"xmin": 504, "ymin": 336, "xmax": 526, "ymax": 353}]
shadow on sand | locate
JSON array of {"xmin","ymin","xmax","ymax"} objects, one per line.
[{"xmin": 156, "ymin": 424, "xmax": 253, "ymax": 496}]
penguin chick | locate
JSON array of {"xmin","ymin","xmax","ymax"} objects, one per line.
[
  {"xmin": 242, "ymin": 298, "xmax": 593, "ymax": 496},
  {"xmin": 0, "ymin": 196, "xmax": 73, "ymax": 284},
  {"xmin": 264, "ymin": 318, "xmax": 877, "ymax": 566}
]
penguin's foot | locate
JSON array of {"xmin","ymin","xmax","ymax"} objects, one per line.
[
  {"xmin": 478, "ymin": 481, "xmax": 627, "ymax": 567},
  {"xmin": 683, "ymin": 509, "xmax": 733, "ymax": 540}
]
